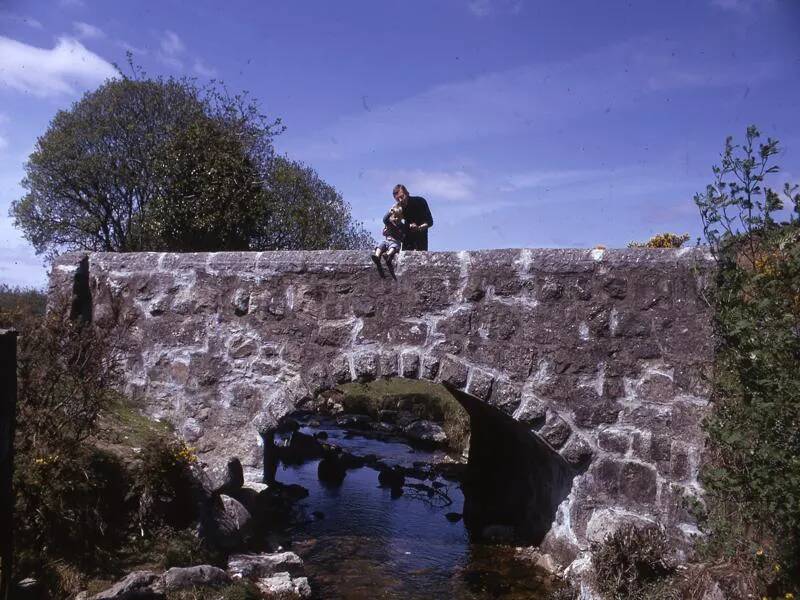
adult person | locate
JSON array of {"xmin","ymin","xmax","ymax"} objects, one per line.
[{"xmin": 393, "ymin": 184, "xmax": 433, "ymax": 251}]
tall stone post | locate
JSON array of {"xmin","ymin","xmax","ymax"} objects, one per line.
[{"xmin": 0, "ymin": 329, "xmax": 18, "ymax": 600}]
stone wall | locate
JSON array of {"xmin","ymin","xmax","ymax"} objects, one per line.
[{"xmin": 50, "ymin": 248, "xmax": 715, "ymax": 578}]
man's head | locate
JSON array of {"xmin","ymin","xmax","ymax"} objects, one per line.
[{"xmin": 393, "ymin": 184, "xmax": 409, "ymax": 206}]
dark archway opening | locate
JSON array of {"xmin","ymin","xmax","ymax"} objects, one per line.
[
  {"xmin": 444, "ymin": 384, "xmax": 577, "ymax": 545},
  {"xmin": 262, "ymin": 377, "xmax": 578, "ymax": 547}
]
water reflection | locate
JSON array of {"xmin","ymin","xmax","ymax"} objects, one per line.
[{"xmin": 274, "ymin": 417, "xmax": 557, "ymax": 599}]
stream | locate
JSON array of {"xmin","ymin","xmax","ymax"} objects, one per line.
[{"xmin": 271, "ymin": 413, "xmax": 558, "ymax": 599}]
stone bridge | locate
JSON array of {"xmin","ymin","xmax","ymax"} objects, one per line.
[{"xmin": 50, "ymin": 248, "xmax": 714, "ymax": 578}]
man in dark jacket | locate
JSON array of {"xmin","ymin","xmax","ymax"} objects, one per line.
[{"xmin": 393, "ymin": 184, "xmax": 433, "ymax": 251}]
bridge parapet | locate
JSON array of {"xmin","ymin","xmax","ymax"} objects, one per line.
[{"xmin": 50, "ymin": 248, "xmax": 715, "ymax": 573}]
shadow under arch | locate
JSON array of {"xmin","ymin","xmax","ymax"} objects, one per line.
[{"xmin": 442, "ymin": 382, "xmax": 578, "ymax": 545}]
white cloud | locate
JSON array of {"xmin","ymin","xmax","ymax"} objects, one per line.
[
  {"xmin": 0, "ymin": 36, "xmax": 117, "ymax": 97},
  {"xmin": 118, "ymin": 40, "xmax": 148, "ymax": 56},
  {"xmin": 73, "ymin": 21, "xmax": 105, "ymax": 40},
  {"xmin": 468, "ymin": 0, "xmax": 492, "ymax": 17},
  {"xmin": 157, "ymin": 30, "xmax": 186, "ymax": 69},
  {"xmin": 710, "ymin": 0, "xmax": 772, "ymax": 13},
  {"xmin": 0, "ymin": 135, "xmax": 7, "ymax": 151},
  {"xmin": 160, "ymin": 30, "xmax": 184, "ymax": 55},
  {"xmin": 499, "ymin": 169, "xmax": 608, "ymax": 192},
  {"xmin": 193, "ymin": 59, "xmax": 217, "ymax": 78},
  {"xmin": 369, "ymin": 169, "xmax": 477, "ymax": 200},
  {"xmin": 467, "ymin": 0, "xmax": 523, "ymax": 17},
  {"xmin": 59, "ymin": 0, "xmax": 86, "ymax": 8}
]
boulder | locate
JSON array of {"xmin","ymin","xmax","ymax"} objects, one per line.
[
  {"xmin": 213, "ymin": 457, "xmax": 244, "ymax": 497},
  {"xmin": 228, "ymin": 552, "xmax": 305, "ymax": 579},
  {"xmin": 278, "ymin": 432, "xmax": 325, "ymax": 464},
  {"xmin": 395, "ymin": 410, "xmax": 417, "ymax": 427},
  {"xmin": 256, "ymin": 572, "xmax": 312, "ymax": 599},
  {"xmin": 369, "ymin": 421, "xmax": 399, "ymax": 434},
  {"xmin": 92, "ymin": 571, "xmax": 164, "ymax": 599},
  {"xmin": 163, "ymin": 565, "xmax": 230, "ymax": 591},
  {"xmin": 403, "ymin": 420, "xmax": 447, "ymax": 445},
  {"xmin": 232, "ymin": 480, "xmax": 269, "ymax": 513},
  {"xmin": 377, "ymin": 467, "xmax": 405, "ymax": 491},
  {"xmin": 207, "ymin": 494, "xmax": 252, "ymax": 550},
  {"xmin": 317, "ymin": 455, "xmax": 346, "ymax": 486},
  {"xmin": 378, "ymin": 409, "xmax": 398, "ymax": 423}
]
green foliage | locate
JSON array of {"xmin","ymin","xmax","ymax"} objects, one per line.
[
  {"xmin": 11, "ymin": 297, "xmax": 214, "ymax": 595},
  {"xmin": 259, "ymin": 156, "xmax": 374, "ymax": 250},
  {"xmin": 627, "ymin": 232, "xmax": 691, "ymax": 248},
  {"xmin": 0, "ymin": 284, "xmax": 46, "ymax": 327},
  {"xmin": 591, "ymin": 524, "xmax": 678, "ymax": 600},
  {"xmin": 133, "ymin": 437, "xmax": 200, "ymax": 532},
  {"xmin": 337, "ymin": 378, "xmax": 471, "ymax": 454},
  {"xmin": 13, "ymin": 298, "xmax": 129, "ymax": 573},
  {"xmin": 10, "ymin": 60, "xmax": 373, "ymax": 256},
  {"xmin": 694, "ymin": 126, "xmax": 800, "ymax": 590}
]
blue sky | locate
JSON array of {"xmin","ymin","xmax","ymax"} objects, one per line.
[{"xmin": 1, "ymin": 0, "xmax": 799, "ymax": 287}]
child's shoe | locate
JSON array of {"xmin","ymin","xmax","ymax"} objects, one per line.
[{"xmin": 371, "ymin": 254, "xmax": 385, "ymax": 278}]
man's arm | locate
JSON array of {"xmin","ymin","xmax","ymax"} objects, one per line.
[{"xmin": 418, "ymin": 197, "xmax": 433, "ymax": 230}]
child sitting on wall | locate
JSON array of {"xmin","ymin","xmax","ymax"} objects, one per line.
[{"xmin": 371, "ymin": 203, "xmax": 405, "ymax": 278}]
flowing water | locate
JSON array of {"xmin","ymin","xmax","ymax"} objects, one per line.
[{"xmin": 273, "ymin": 415, "xmax": 558, "ymax": 599}]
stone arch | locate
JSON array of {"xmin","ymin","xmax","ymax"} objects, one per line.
[
  {"xmin": 299, "ymin": 347, "xmax": 593, "ymax": 473},
  {"xmin": 279, "ymin": 353, "xmax": 582, "ymax": 546},
  {"xmin": 48, "ymin": 248, "xmax": 715, "ymax": 577}
]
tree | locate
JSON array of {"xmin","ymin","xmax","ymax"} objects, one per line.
[
  {"xmin": 258, "ymin": 156, "xmax": 374, "ymax": 250},
  {"xmin": 10, "ymin": 65, "xmax": 373, "ymax": 256}
]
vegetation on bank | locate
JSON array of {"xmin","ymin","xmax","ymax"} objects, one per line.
[
  {"xmin": 338, "ymin": 377, "xmax": 472, "ymax": 455},
  {"xmin": 691, "ymin": 127, "xmax": 800, "ymax": 597},
  {"xmin": 3, "ymin": 296, "xmax": 216, "ymax": 598}
]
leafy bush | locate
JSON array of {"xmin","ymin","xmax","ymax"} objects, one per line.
[
  {"xmin": 133, "ymin": 437, "xmax": 201, "ymax": 533},
  {"xmin": 10, "ymin": 296, "xmax": 212, "ymax": 593},
  {"xmin": 12, "ymin": 294, "xmax": 131, "ymax": 582},
  {"xmin": 0, "ymin": 284, "xmax": 46, "ymax": 327},
  {"xmin": 627, "ymin": 232, "xmax": 691, "ymax": 248},
  {"xmin": 694, "ymin": 126, "xmax": 800, "ymax": 591},
  {"xmin": 591, "ymin": 524, "xmax": 678, "ymax": 599}
]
